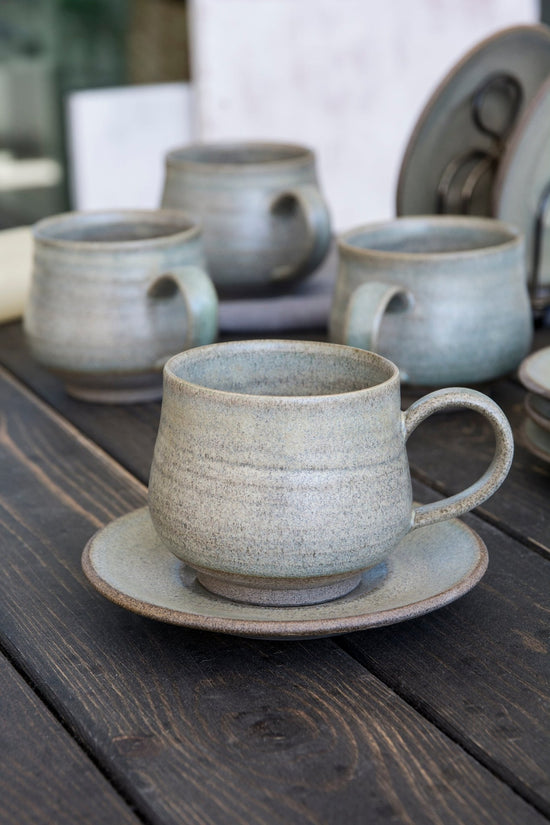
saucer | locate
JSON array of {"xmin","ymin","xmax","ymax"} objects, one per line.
[
  {"xmin": 397, "ymin": 25, "xmax": 550, "ymax": 218},
  {"xmin": 494, "ymin": 75, "xmax": 550, "ymax": 296},
  {"xmin": 521, "ymin": 417, "xmax": 550, "ymax": 464},
  {"xmin": 524, "ymin": 392, "xmax": 550, "ymax": 432},
  {"xmin": 82, "ymin": 507, "xmax": 488, "ymax": 639},
  {"xmin": 518, "ymin": 346, "xmax": 550, "ymax": 398}
]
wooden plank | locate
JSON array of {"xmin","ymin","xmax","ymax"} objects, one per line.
[
  {"xmin": 0, "ymin": 653, "xmax": 141, "ymax": 825},
  {"xmin": 0, "ymin": 321, "xmax": 159, "ymax": 481},
  {"xmin": 0, "ymin": 367, "xmax": 546, "ymax": 825},
  {"xmin": 339, "ymin": 500, "xmax": 550, "ymax": 815},
  {"xmin": 1, "ymin": 321, "xmax": 548, "ymax": 553}
]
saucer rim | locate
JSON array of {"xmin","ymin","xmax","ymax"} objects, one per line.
[
  {"xmin": 520, "ymin": 418, "xmax": 550, "ymax": 464},
  {"xmin": 518, "ymin": 348, "xmax": 550, "ymax": 399},
  {"xmin": 396, "ymin": 24, "xmax": 550, "ymax": 216},
  {"xmin": 493, "ymin": 74, "xmax": 550, "ymax": 289},
  {"xmin": 82, "ymin": 508, "xmax": 488, "ymax": 639},
  {"xmin": 524, "ymin": 393, "xmax": 550, "ymax": 433}
]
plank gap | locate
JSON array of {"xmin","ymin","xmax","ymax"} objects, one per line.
[
  {"xmin": 0, "ymin": 632, "xmax": 154, "ymax": 825},
  {"xmin": 336, "ymin": 634, "xmax": 550, "ymax": 820},
  {"xmin": 0, "ymin": 363, "xmax": 149, "ymax": 493}
]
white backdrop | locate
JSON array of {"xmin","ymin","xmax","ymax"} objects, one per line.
[
  {"xmin": 68, "ymin": 0, "xmax": 538, "ymax": 227},
  {"xmin": 67, "ymin": 83, "xmax": 194, "ymax": 210},
  {"xmin": 190, "ymin": 0, "xmax": 538, "ymax": 229}
]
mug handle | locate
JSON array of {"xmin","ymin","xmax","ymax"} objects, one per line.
[
  {"xmin": 269, "ymin": 184, "xmax": 331, "ymax": 283},
  {"xmin": 148, "ymin": 265, "xmax": 218, "ymax": 358},
  {"xmin": 342, "ymin": 281, "xmax": 413, "ymax": 352},
  {"xmin": 403, "ymin": 387, "xmax": 514, "ymax": 529}
]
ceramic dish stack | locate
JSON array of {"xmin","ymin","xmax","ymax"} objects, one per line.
[
  {"xmin": 518, "ymin": 346, "xmax": 550, "ymax": 463},
  {"xmin": 397, "ymin": 24, "xmax": 550, "ymax": 314}
]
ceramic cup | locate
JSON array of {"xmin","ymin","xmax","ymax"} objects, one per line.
[
  {"xmin": 24, "ymin": 209, "xmax": 218, "ymax": 403},
  {"xmin": 161, "ymin": 141, "xmax": 332, "ymax": 295},
  {"xmin": 148, "ymin": 339, "xmax": 513, "ymax": 607},
  {"xmin": 329, "ymin": 216, "xmax": 533, "ymax": 386}
]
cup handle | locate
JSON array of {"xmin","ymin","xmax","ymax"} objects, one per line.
[
  {"xmin": 343, "ymin": 281, "xmax": 413, "ymax": 352},
  {"xmin": 403, "ymin": 387, "xmax": 514, "ymax": 529},
  {"xmin": 269, "ymin": 184, "xmax": 331, "ymax": 283},
  {"xmin": 148, "ymin": 266, "xmax": 218, "ymax": 358}
]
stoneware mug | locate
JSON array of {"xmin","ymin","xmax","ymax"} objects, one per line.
[
  {"xmin": 24, "ymin": 209, "xmax": 218, "ymax": 403},
  {"xmin": 161, "ymin": 141, "xmax": 332, "ymax": 295},
  {"xmin": 148, "ymin": 339, "xmax": 513, "ymax": 607},
  {"xmin": 329, "ymin": 216, "xmax": 533, "ymax": 386}
]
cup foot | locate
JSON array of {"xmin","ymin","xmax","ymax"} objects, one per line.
[
  {"xmin": 61, "ymin": 372, "xmax": 163, "ymax": 404},
  {"xmin": 194, "ymin": 570, "xmax": 363, "ymax": 607}
]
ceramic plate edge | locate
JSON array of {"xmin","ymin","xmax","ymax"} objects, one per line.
[
  {"xmin": 82, "ymin": 510, "xmax": 489, "ymax": 639},
  {"xmin": 396, "ymin": 23, "xmax": 550, "ymax": 214}
]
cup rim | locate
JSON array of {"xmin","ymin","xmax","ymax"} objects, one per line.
[
  {"xmin": 163, "ymin": 339, "xmax": 400, "ymax": 404},
  {"xmin": 338, "ymin": 215, "xmax": 522, "ymax": 261},
  {"xmin": 33, "ymin": 209, "xmax": 201, "ymax": 250},
  {"xmin": 164, "ymin": 141, "xmax": 315, "ymax": 173}
]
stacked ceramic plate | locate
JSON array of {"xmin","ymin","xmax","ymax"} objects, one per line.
[
  {"xmin": 518, "ymin": 346, "xmax": 550, "ymax": 463},
  {"xmin": 397, "ymin": 24, "xmax": 550, "ymax": 311}
]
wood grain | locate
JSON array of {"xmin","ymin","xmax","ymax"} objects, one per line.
[
  {"xmin": 0, "ymin": 653, "xmax": 141, "ymax": 825},
  {"xmin": 340, "ymin": 502, "xmax": 550, "ymax": 815},
  {"xmin": 0, "ymin": 321, "xmax": 160, "ymax": 481},
  {"xmin": 0, "ymin": 366, "xmax": 546, "ymax": 825}
]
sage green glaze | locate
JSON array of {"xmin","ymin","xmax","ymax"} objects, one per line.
[
  {"xmin": 161, "ymin": 142, "xmax": 331, "ymax": 295},
  {"xmin": 24, "ymin": 209, "xmax": 218, "ymax": 403},
  {"xmin": 148, "ymin": 339, "xmax": 513, "ymax": 607},
  {"xmin": 330, "ymin": 216, "xmax": 532, "ymax": 386}
]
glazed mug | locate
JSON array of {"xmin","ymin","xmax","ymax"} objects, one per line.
[
  {"xmin": 148, "ymin": 339, "xmax": 513, "ymax": 607},
  {"xmin": 24, "ymin": 209, "xmax": 218, "ymax": 403},
  {"xmin": 330, "ymin": 216, "xmax": 533, "ymax": 386},
  {"xmin": 161, "ymin": 141, "xmax": 332, "ymax": 295}
]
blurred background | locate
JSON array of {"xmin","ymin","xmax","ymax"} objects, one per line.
[{"xmin": 0, "ymin": 0, "xmax": 546, "ymax": 232}]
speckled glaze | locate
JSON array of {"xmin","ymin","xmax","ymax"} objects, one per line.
[
  {"xmin": 24, "ymin": 210, "xmax": 218, "ymax": 403},
  {"xmin": 82, "ymin": 506, "xmax": 488, "ymax": 639},
  {"xmin": 161, "ymin": 142, "xmax": 331, "ymax": 295},
  {"xmin": 330, "ymin": 216, "xmax": 532, "ymax": 386},
  {"xmin": 148, "ymin": 339, "xmax": 513, "ymax": 606}
]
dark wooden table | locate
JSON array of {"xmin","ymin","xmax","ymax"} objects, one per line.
[{"xmin": 0, "ymin": 319, "xmax": 549, "ymax": 825}]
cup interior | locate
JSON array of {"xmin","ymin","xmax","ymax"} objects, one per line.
[
  {"xmin": 342, "ymin": 218, "xmax": 518, "ymax": 256},
  {"xmin": 168, "ymin": 142, "xmax": 309, "ymax": 167},
  {"xmin": 166, "ymin": 341, "xmax": 396, "ymax": 397},
  {"xmin": 34, "ymin": 211, "xmax": 196, "ymax": 245}
]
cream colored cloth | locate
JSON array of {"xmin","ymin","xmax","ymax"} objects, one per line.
[{"xmin": 0, "ymin": 226, "xmax": 33, "ymax": 323}]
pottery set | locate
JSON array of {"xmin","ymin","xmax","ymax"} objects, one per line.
[
  {"xmin": 24, "ymin": 141, "xmax": 333, "ymax": 400},
  {"xmin": 518, "ymin": 346, "xmax": 550, "ymax": 463},
  {"xmin": 23, "ymin": 23, "xmax": 550, "ymax": 637},
  {"xmin": 84, "ymin": 339, "xmax": 514, "ymax": 637}
]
